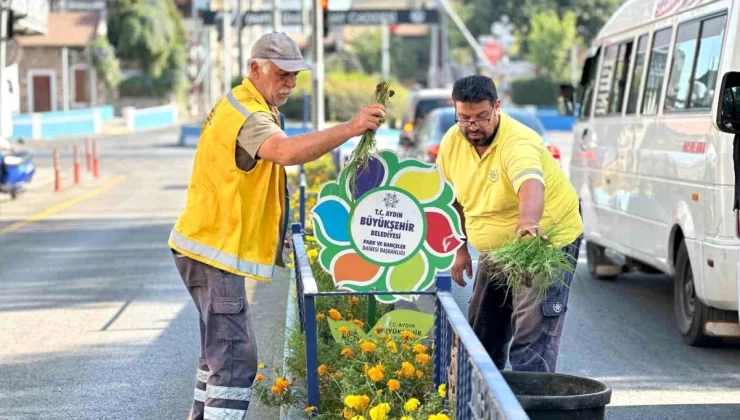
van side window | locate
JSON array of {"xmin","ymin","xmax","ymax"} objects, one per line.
[
  {"xmin": 626, "ymin": 35, "xmax": 649, "ymax": 115},
  {"xmin": 665, "ymin": 14, "xmax": 726, "ymax": 111},
  {"xmin": 642, "ymin": 28, "xmax": 673, "ymax": 115},
  {"xmin": 595, "ymin": 41, "xmax": 633, "ymax": 116},
  {"xmin": 577, "ymin": 49, "xmax": 599, "ymax": 120}
]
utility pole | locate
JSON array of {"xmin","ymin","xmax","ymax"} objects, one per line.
[
  {"xmin": 311, "ymin": 0, "xmax": 324, "ymax": 131},
  {"xmin": 273, "ymin": 0, "xmax": 281, "ymax": 32},
  {"xmin": 223, "ymin": 5, "xmax": 232, "ymax": 94},
  {"xmin": 381, "ymin": 19, "xmax": 390, "ymax": 79},
  {"xmin": 440, "ymin": 8, "xmax": 449, "ymax": 86},
  {"xmin": 237, "ymin": 0, "xmax": 243, "ymax": 77},
  {"xmin": 0, "ymin": 1, "xmax": 8, "ymax": 138},
  {"xmin": 428, "ymin": 0, "xmax": 439, "ymax": 88}
]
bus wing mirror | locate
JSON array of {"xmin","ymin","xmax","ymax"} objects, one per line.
[{"xmin": 716, "ymin": 71, "xmax": 740, "ymax": 134}]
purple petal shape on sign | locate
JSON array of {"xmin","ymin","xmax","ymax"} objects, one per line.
[{"xmin": 353, "ymin": 157, "xmax": 386, "ymax": 199}]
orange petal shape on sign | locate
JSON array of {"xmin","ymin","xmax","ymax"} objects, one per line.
[{"xmin": 333, "ymin": 252, "xmax": 381, "ymax": 284}]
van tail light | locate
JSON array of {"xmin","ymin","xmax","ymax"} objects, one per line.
[
  {"xmin": 547, "ymin": 144, "xmax": 561, "ymax": 160},
  {"xmin": 403, "ymin": 122, "xmax": 414, "ymax": 133},
  {"xmin": 428, "ymin": 145, "xmax": 440, "ymax": 161}
]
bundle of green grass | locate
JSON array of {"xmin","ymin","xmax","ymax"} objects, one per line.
[{"xmin": 486, "ymin": 230, "xmax": 576, "ymax": 298}]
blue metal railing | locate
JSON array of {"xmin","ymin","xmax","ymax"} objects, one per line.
[{"xmin": 290, "ymin": 219, "xmax": 528, "ymax": 419}]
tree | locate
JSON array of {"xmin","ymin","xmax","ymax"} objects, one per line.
[
  {"xmin": 524, "ymin": 9, "xmax": 580, "ymax": 82},
  {"xmin": 107, "ymin": 0, "xmax": 188, "ymax": 97}
]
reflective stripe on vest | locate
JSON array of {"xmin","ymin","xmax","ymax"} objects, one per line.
[
  {"xmin": 227, "ymin": 91, "xmax": 252, "ymax": 118},
  {"xmin": 169, "ymin": 229, "xmax": 274, "ymax": 279}
]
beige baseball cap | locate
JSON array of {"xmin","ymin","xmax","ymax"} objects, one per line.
[{"xmin": 251, "ymin": 32, "xmax": 312, "ymax": 72}]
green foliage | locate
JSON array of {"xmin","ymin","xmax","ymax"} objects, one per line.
[
  {"xmin": 288, "ymin": 154, "xmax": 337, "ymax": 232},
  {"xmin": 524, "ymin": 9, "xmax": 581, "ymax": 82},
  {"xmin": 90, "ymin": 36, "xmax": 122, "ymax": 90},
  {"xmin": 510, "ymin": 76, "xmax": 560, "ymax": 106},
  {"xmin": 107, "ymin": 0, "xmax": 188, "ymax": 97},
  {"xmin": 348, "ymin": 29, "xmax": 431, "ymax": 85}
]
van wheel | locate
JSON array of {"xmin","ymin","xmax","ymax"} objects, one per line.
[
  {"xmin": 586, "ymin": 242, "xmax": 620, "ymax": 280},
  {"xmin": 674, "ymin": 240, "xmax": 721, "ymax": 347}
]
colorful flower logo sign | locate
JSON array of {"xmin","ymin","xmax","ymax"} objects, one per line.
[{"xmin": 311, "ymin": 150, "xmax": 465, "ymax": 303}]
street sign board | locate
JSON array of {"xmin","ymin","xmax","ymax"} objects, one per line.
[{"xmin": 201, "ymin": 9, "xmax": 438, "ymax": 26}]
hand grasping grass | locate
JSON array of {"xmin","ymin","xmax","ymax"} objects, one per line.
[
  {"xmin": 485, "ymin": 229, "xmax": 576, "ymax": 299},
  {"xmin": 345, "ymin": 81, "xmax": 394, "ymax": 201}
]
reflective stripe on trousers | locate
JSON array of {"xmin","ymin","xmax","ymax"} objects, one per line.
[{"xmin": 173, "ymin": 250, "xmax": 259, "ymax": 420}]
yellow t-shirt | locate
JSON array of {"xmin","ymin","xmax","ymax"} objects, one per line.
[{"xmin": 436, "ymin": 112, "xmax": 582, "ymax": 251}]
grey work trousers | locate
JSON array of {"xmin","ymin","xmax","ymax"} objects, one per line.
[
  {"xmin": 468, "ymin": 237, "xmax": 581, "ymax": 372},
  {"xmin": 172, "ymin": 249, "xmax": 259, "ymax": 420}
]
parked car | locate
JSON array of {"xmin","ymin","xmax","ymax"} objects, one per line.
[
  {"xmin": 407, "ymin": 106, "xmax": 561, "ymax": 165},
  {"xmin": 397, "ymin": 88, "xmax": 454, "ymax": 157}
]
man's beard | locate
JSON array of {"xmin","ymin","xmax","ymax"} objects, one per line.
[{"xmin": 463, "ymin": 131, "xmax": 495, "ymax": 147}]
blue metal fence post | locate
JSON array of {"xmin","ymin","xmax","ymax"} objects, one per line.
[
  {"xmin": 434, "ymin": 274, "xmax": 451, "ymax": 388},
  {"xmin": 299, "ymin": 166, "xmax": 307, "ymax": 229},
  {"xmin": 304, "ymin": 294, "xmax": 320, "ymax": 413}
]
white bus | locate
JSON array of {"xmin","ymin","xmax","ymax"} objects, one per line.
[{"xmin": 562, "ymin": 0, "xmax": 740, "ymax": 346}]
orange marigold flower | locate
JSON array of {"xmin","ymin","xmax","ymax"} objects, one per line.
[
  {"xmin": 374, "ymin": 326, "xmax": 383, "ymax": 334},
  {"xmin": 413, "ymin": 344, "xmax": 428, "ymax": 354},
  {"xmin": 386, "ymin": 340, "xmax": 398, "ymax": 354},
  {"xmin": 255, "ymin": 374, "xmax": 264, "ymax": 382},
  {"xmin": 416, "ymin": 353, "xmax": 430, "ymax": 365},
  {"xmin": 316, "ymin": 313, "xmax": 326, "ymax": 321},
  {"xmin": 398, "ymin": 362, "xmax": 415, "ymax": 378},
  {"xmin": 368, "ymin": 365, "xmax": 384, "ymax": 382},
  {"xmin": 318, "ymin": 364, "xmax": 329, "ymax": 376},
  {"xmin": 387, "ymin": 379, "xmax": 400, "ymax": 392},
  {"xmin": 271, "ymin": 385, "xmax": 283, "ymax": 395},
  {"xmin": 343, "ymin": 408, "xmax": 353, "ymax": 419},
  {"xmin": 333, "ymin": 371, "xmax": 344, "ymax": 377},
  {"xmin": 360, "ymin": 341, "xmax": 377, "ymax": 353},
  {"xmin": 352, "ymin": 319, "xmax": 364, "ymax": 328},
  {"xmin": 340, "ymin": 348, "xmax": 354, "ymax": 358},
  {"xmin": 338, "ymin": 326, "xmax": 350, "ymax": 335},
  {"xmin": 328, "ymin": 309, "xmax": 342, "ymax": 321},
  {"xmin": 400, "ymin": 330, "xmax": 415, "ymax": 341},
  {"xmin": 350, "ymin": 297, "xmax": 360, "ymax": 305},
  {"xmin": 416, "ymin": 370, "xmax": 424, "ymax": 379}
]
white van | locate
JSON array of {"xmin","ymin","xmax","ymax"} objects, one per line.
[{"xmin": 563, "ymin": 0, "xmax": 740, "ymax": 346}]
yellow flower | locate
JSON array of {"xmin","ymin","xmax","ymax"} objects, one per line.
[
  {"xmin": 305, "ymin": 236, "xmax": 315, "ymax": 242},
  {"xmin": 350, "ymin": 417, "xmax": 367, "ymax": 420},
  {"xmin": 329, "ymin": 309, "xmax": 343, "ymax": 321},
  {"xmin": 401, "ymin": 417, "xmax": 414, "ymax": 420},
  {"xmin": 304, "ymin": 406, "xmax": 317, "ymax": 413},
  {"xmin": 333, "ymin": 371, "xmax": 344, "ymax": 377},
  {"xmin": 258, "ymin": 362, "xmax": 266, "ymax": 369},
  {"xmin": 341, "ymin": 348, "xmax": 354, "ymax": 358},
  {"xmin": 317, "ymin": 364, "xmax": 328, "ymax": 376},
  {"xmin": 368, "ymin": 365, "xmax": 384, "ymax": 382},
  {"xmin": 338, "ymin": 326, "xmax": 350, "ymax": 335},
  {"xmin": 413, "ymin": 344, "xmax": 428, "ymax": 354},
  {"xmin": 400, "ymin": 330, "xmax": 415, "ymax": 341},
  {"xmin": 374, "ymin": 326, "xmax": 383, "ymax": 334},
  {"xmin": 438, "ymin": 384, "xmax": 447, "ymax": 398},
  {"xmin": 362, "ymin": 364, "xmax": 370, "ymax": 376},
  {"xmin": 360, "ymin": 341, "xmax": 377, "ymax": 353},
  {"xmin": 387, "ymin": 379, "xmax": 400, "ymax": 391},
  {"xmin": 399, "ymin": 362, "xmax": 415, "ymax": 378},
  {"xmin": 416, "ymin": 353, "xmax": 430, "ymax": 365},
  {"xmin": 403, "ymin": 398, "xmax": 420, "ymax": 412},
  {"xmin": 344, "ymin": 395, "xmax": 359, "ymax": 408},
  {"xmin": 369, "ymin": 403, "xmax": 391, "ymax": 420},
  {"xmin": 255, "ymin": 374, "xmax": 264, "ymax": 382},
  {"xmin": 352, "ymin": 319, "xmax": 364, "ymax": 328},
  {"xmin": 429, "ymin": 414, "xmax": 450, "ymax": 420},
  {"xmin": 386, "ymin": 341, "xmax": 398, "ymax": 354},
  {"xmin": 415, "ymin": 370, "xmax": 424, "ymax": 379},
  {"xmin": 350, "ymin": 297, "xmax": 360, "ymax": 305},
  {"xmin": 316, "ymin": 313, "xmax": 326, "ymax": 321},
  {"xmin": 307, "ymin": 249, "xmax": 318, "ymax": 261}
]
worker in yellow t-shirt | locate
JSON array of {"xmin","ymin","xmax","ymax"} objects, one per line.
[{"xmin": 436, "ymin": 75, "xmax": 583, "ymax": 373}]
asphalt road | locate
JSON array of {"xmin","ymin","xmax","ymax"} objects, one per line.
[
  {"xmin": 0, "ymin": 128, "xmax": 289, "ymax": 420},
  {"xmin": 1, "ymin": 128, "xmax": 739, "ymax": 420}
]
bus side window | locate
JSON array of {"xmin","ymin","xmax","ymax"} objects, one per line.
[
  {"xmin": 577, "ymin": 48, "xmax": 600, "ymax": 120},
  {"xmin": 642, "ymin": 27, "xmax": 673, "ymax": 115},
  {"xmin": 626, "ymin": 34, "xmax": 650, "ymax": 115}
]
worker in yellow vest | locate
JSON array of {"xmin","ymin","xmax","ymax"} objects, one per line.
[{"xmin": 169, "ymin": 32, "xmax": 386, "ymax": 420}]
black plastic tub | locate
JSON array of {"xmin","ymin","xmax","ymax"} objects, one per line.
[{"xmin": 502, "ymin": 371, "xmax": 612, "ymax": 420}]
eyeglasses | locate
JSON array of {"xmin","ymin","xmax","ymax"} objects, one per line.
[{"xmin": 454, "ymin": 109, "xmax": 496, "ymax": 128}]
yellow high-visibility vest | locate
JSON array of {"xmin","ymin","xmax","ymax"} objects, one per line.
[{"xmin": 169, "ymin": 78, "xmax": 288, "ymax": 282}]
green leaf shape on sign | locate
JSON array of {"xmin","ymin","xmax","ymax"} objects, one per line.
[
  {"xmin": 373, "ymin": 309, "xmax": 435, "ymax": 340},
  {"xmin": 327, "ymin": 319, "xmax": 369, "ymax": 345},
  {"xmin": 318, "ymin": 180, "xmax": 345, "ymax": 201},
  {"xmin": 388, "ymin": 252, "xmax": 427, "ymax": 296}
]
